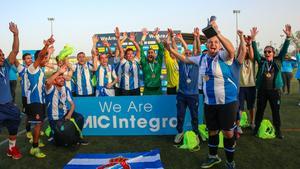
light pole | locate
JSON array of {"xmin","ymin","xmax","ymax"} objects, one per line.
[
  {"xmin": 233, "ymin": 10, "xmax": 240, "ymax": 48},
  {"xmin": 47, "ymin": 17, "xmax": 55, "ymax": 35}
]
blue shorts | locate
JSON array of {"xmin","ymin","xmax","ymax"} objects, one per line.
[{"xmin": 0, "ymin": 102, "xmax": 21, "ymax": 135}]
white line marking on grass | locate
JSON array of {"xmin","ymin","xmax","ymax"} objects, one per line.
[
  {"xmin": 0, "ymin": 129, "xmax": 27, "ymax": 146},
  {"xmin": 0, "ymin": 118, "xmax": 48, "ymax": 147}
]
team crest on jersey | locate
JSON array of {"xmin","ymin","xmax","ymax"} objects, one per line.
[{"xmin": 97, "ymin": 156, "xmax": 131, "ymax": 169}]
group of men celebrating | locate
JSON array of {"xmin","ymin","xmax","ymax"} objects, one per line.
[{"xmin": 0, "ymin": 19, "xmax": 293, "ymax": 169}]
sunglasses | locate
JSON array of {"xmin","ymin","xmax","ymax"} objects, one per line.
[
  {"xmin": 264, "ymin": 50, "xmax": 272, "ymax": 54},
  {"xmin": 185, "ymin": 52, "xmax": 192, "ymax": 55}
]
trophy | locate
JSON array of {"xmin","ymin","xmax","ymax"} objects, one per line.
[{"xmin": 202, "ymin": 16, "xmax": 218, "ymax": 39}]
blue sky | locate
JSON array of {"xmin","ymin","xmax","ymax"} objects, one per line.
[{"xmin": 0, "ymin": 0, "xmax": 299, "ymax": 58}]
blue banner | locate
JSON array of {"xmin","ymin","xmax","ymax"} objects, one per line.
[{"xmin": 74, "ymin": 95, "xmax": 203, "ymax": 136}]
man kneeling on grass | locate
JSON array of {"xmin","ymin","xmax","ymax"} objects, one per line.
[{"xmin": 45, "ymin": 65, "xmax": 88, "ymax": 146}]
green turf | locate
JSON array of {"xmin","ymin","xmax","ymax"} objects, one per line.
[{"xmin": 0, "ymin": 79, "xmax": 300, "ymax": 169}]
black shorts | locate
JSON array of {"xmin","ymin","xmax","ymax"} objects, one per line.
[
  {"xmin": 22, "ymin": 96, "xmax": 28, "ymax": 114},
  {"xmin": 167, "ymin": 87, "xmax": 177, "ymax": 95},
  {"xmin": 239, "ymin": 87, "xmax": 256, "ymax": 111},
  {"xmin": 27, "ymin": 103, "xmax": 46, "ymax": 123},
  {"xmin": 0, "ymin": 102, "xmax": 21, "ymax": 135},
  {"xmin": 204, "ymin": 101, "xmax": 238, "ymax": 131}
]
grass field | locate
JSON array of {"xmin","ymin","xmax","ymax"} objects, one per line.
[{"xmin": 0, "ymin": 79, "xmax": 300, "ymax": 169}]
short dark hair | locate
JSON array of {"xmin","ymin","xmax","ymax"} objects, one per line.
[
  {"xmin": 22, "ymin": 53, "xmax": 31, "ymax": 60},
  {"xmin": 77, "ymin": 52, "xmax": 85, "ymax": 56},
  {"xmin": 125, "ymin": 48, "xmax": 134, "ymax": 56},
  {"xmin": 264, "ymin": 46, "xmax": 275, "ymax": 53},
  {"xmin": 34, "ymin": 50, "xmax": 41, "ymax": 61}
]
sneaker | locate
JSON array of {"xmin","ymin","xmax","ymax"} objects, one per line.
[
  {"xmin": 7, "ymin": 146, "xmax": 22, "ymax": 160},
  {"xmin": 78, "ymin": 139, "xmax": 89, "ymax": 146},
  {"xmin": 47, "ymin": 137, "xmax": 54, "ymax": 142},
  {"xmin": 237, "ymin": 126, "xmax": 243, "ymax": 134},
  {"xmin": 26, "ymin": 132, "xmax": 33, "ymax": 139},
  {"xmin": 174, "ymin": 132, "xmax": 184, "ymax": 144},
  {"xmin": 30, "ymin": 147, "xmax": 46, "ymax": 158},
  {"xmin": 200, "ymin": 155, "xmax": 222, "ymax": 168},
  {"xmin": 29, "ymin": 139, "xmax": 45, "ymax": 148},
  {"xmin": 298, "ymin": 102, "xmax": 300, "ymax": 106},
  {"xmin": 225, "ymin": 160, "xmax": 236, "ymax": 169}
]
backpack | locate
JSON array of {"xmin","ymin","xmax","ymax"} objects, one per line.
[{"xmin": 52, "ymin": 118, "xmax": 81, "ymax": 146}]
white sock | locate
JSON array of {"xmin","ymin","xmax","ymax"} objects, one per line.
[{"xmin": 9, "ymin": 139, "xmax": 16, "ymax": 150}]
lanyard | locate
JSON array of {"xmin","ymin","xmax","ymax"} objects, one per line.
[
  {"xmin": 265, "ymin": 61, "xmax": 273, "ymax": 72},
  {"xmin": 184, "ymin": 64, "xmax": 191, "ymax": 78},
  {"xmin": 0, "ymin": 67, "xmax": 7, "ymax": 84},
  {"xmin": 205, "ymin": 56, "xmax": 213, "ymax": 74},
  {"xmin": 0, "ymin": 67, "xmax": 5, "ymax": 78},
  {"xmin": 149, "ymin": 62, "xmax": 155, "ymax": 73}
]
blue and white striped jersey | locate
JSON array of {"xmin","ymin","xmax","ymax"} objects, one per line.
[
  {"xmin": 95, "ymin": 64, "xmax": 117, "ymax": 96},
  {"xmin": 190, "ymin": 50, "xmax": 240, "ymax": 105},
  {"xmin": 118, "ymin": 59, "xmax": 140, "ymax": 90},
  {"xmin": 46, "ymin": 85, "xmax": 73, "ymax": 121},
  {"xmin": 72, "ymin": 62, "xmax": 94, "ymax": 96},
  {"xmin": 24, "ymin": 64, "xmax": 45, "ymax": 104}
]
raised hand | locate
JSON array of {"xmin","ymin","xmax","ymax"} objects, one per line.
[
  {"xmin": 210, "ymin": 21, "xmax": 220, "ymax": 33},
  {"xmin": 59, "ymin": 64, "xmax": 68, "ymax": 74},
  {"xmin": 142, "ymin": 28, "xmax": 148, "ymax": 37},
  {"xmin": 122, "ymin": 32, "xmax": 128, "ymax": 40},
  {"xmin": 44, "ymin": 35, "xmax": 55, "ymax": 46},
  {"xmin": 92, "ymin": 34, "xmax": 99, "ymax": 45},
  {"xmin": 152, "ymin": 27, "xmax": 160, "ymax": 36},
  {"xmin": 129, "ymin": 32, "xmax": 136, "ymax": 42},
  {"xmin": 283, "ymin": 24, "xmax": 292, "ymax": 38},
  {"xmin": 237, "ymin": 30, "xmax": 244, "ymax": 37},
  {"xmin": 193, "ymin": 27, "xmax": 200, "ymax": 37},
  {"xmin": 250, "ymin": 27, "xmax": 258, "ymax": 41},
  {"xmin": 115, "ymin": 27, "xmax": 120, "ymax": 39},
  {"xmin": 176, "ymin": 33, "xmax": 183, "ymax": 40},
  {"xmin": 9, "ymin": 22, "xmax": 18, "ymax": 35},
  {"xmin": 102, "ymin": 39, "xmax": 110, "ymax": 47}
]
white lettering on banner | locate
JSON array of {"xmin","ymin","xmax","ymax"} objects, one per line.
[
  {"xmin": 127, "ymin": 101, "xmax": 153, "ymax": 113},
  {"xmin": 84, "ymin": 115, "xmax": 177, "ymax": 133},
  {"xmin": 98, "ymin": 101, "xmax": 152, "ymax": 113},
  {"xmin": 98, "ymin": 116, "xmax": 110, "ymax": 128},
  {"xmin": 99, "ymin": 101, "xmax": 122, "ymax": 113},
  {"xmin": 137, "ymin": 118, "xmax": 147, "ymax": 128},
  {"xmin": 144, "ymin": 103, "xmax": 152, "ymax": 112}
]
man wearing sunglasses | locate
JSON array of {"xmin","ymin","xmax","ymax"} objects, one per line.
[
  {"xmin": 251, "ymin": 25, "xmax": 292, "ymax": 139},
  {"xmin": 139, "ymin": 28, "xmax": 164, "ymax": 95}
]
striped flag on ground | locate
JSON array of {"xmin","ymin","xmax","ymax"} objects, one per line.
[{"xmin": 64, "ymin": 149, "xmax": 164, "ymax": 169}]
